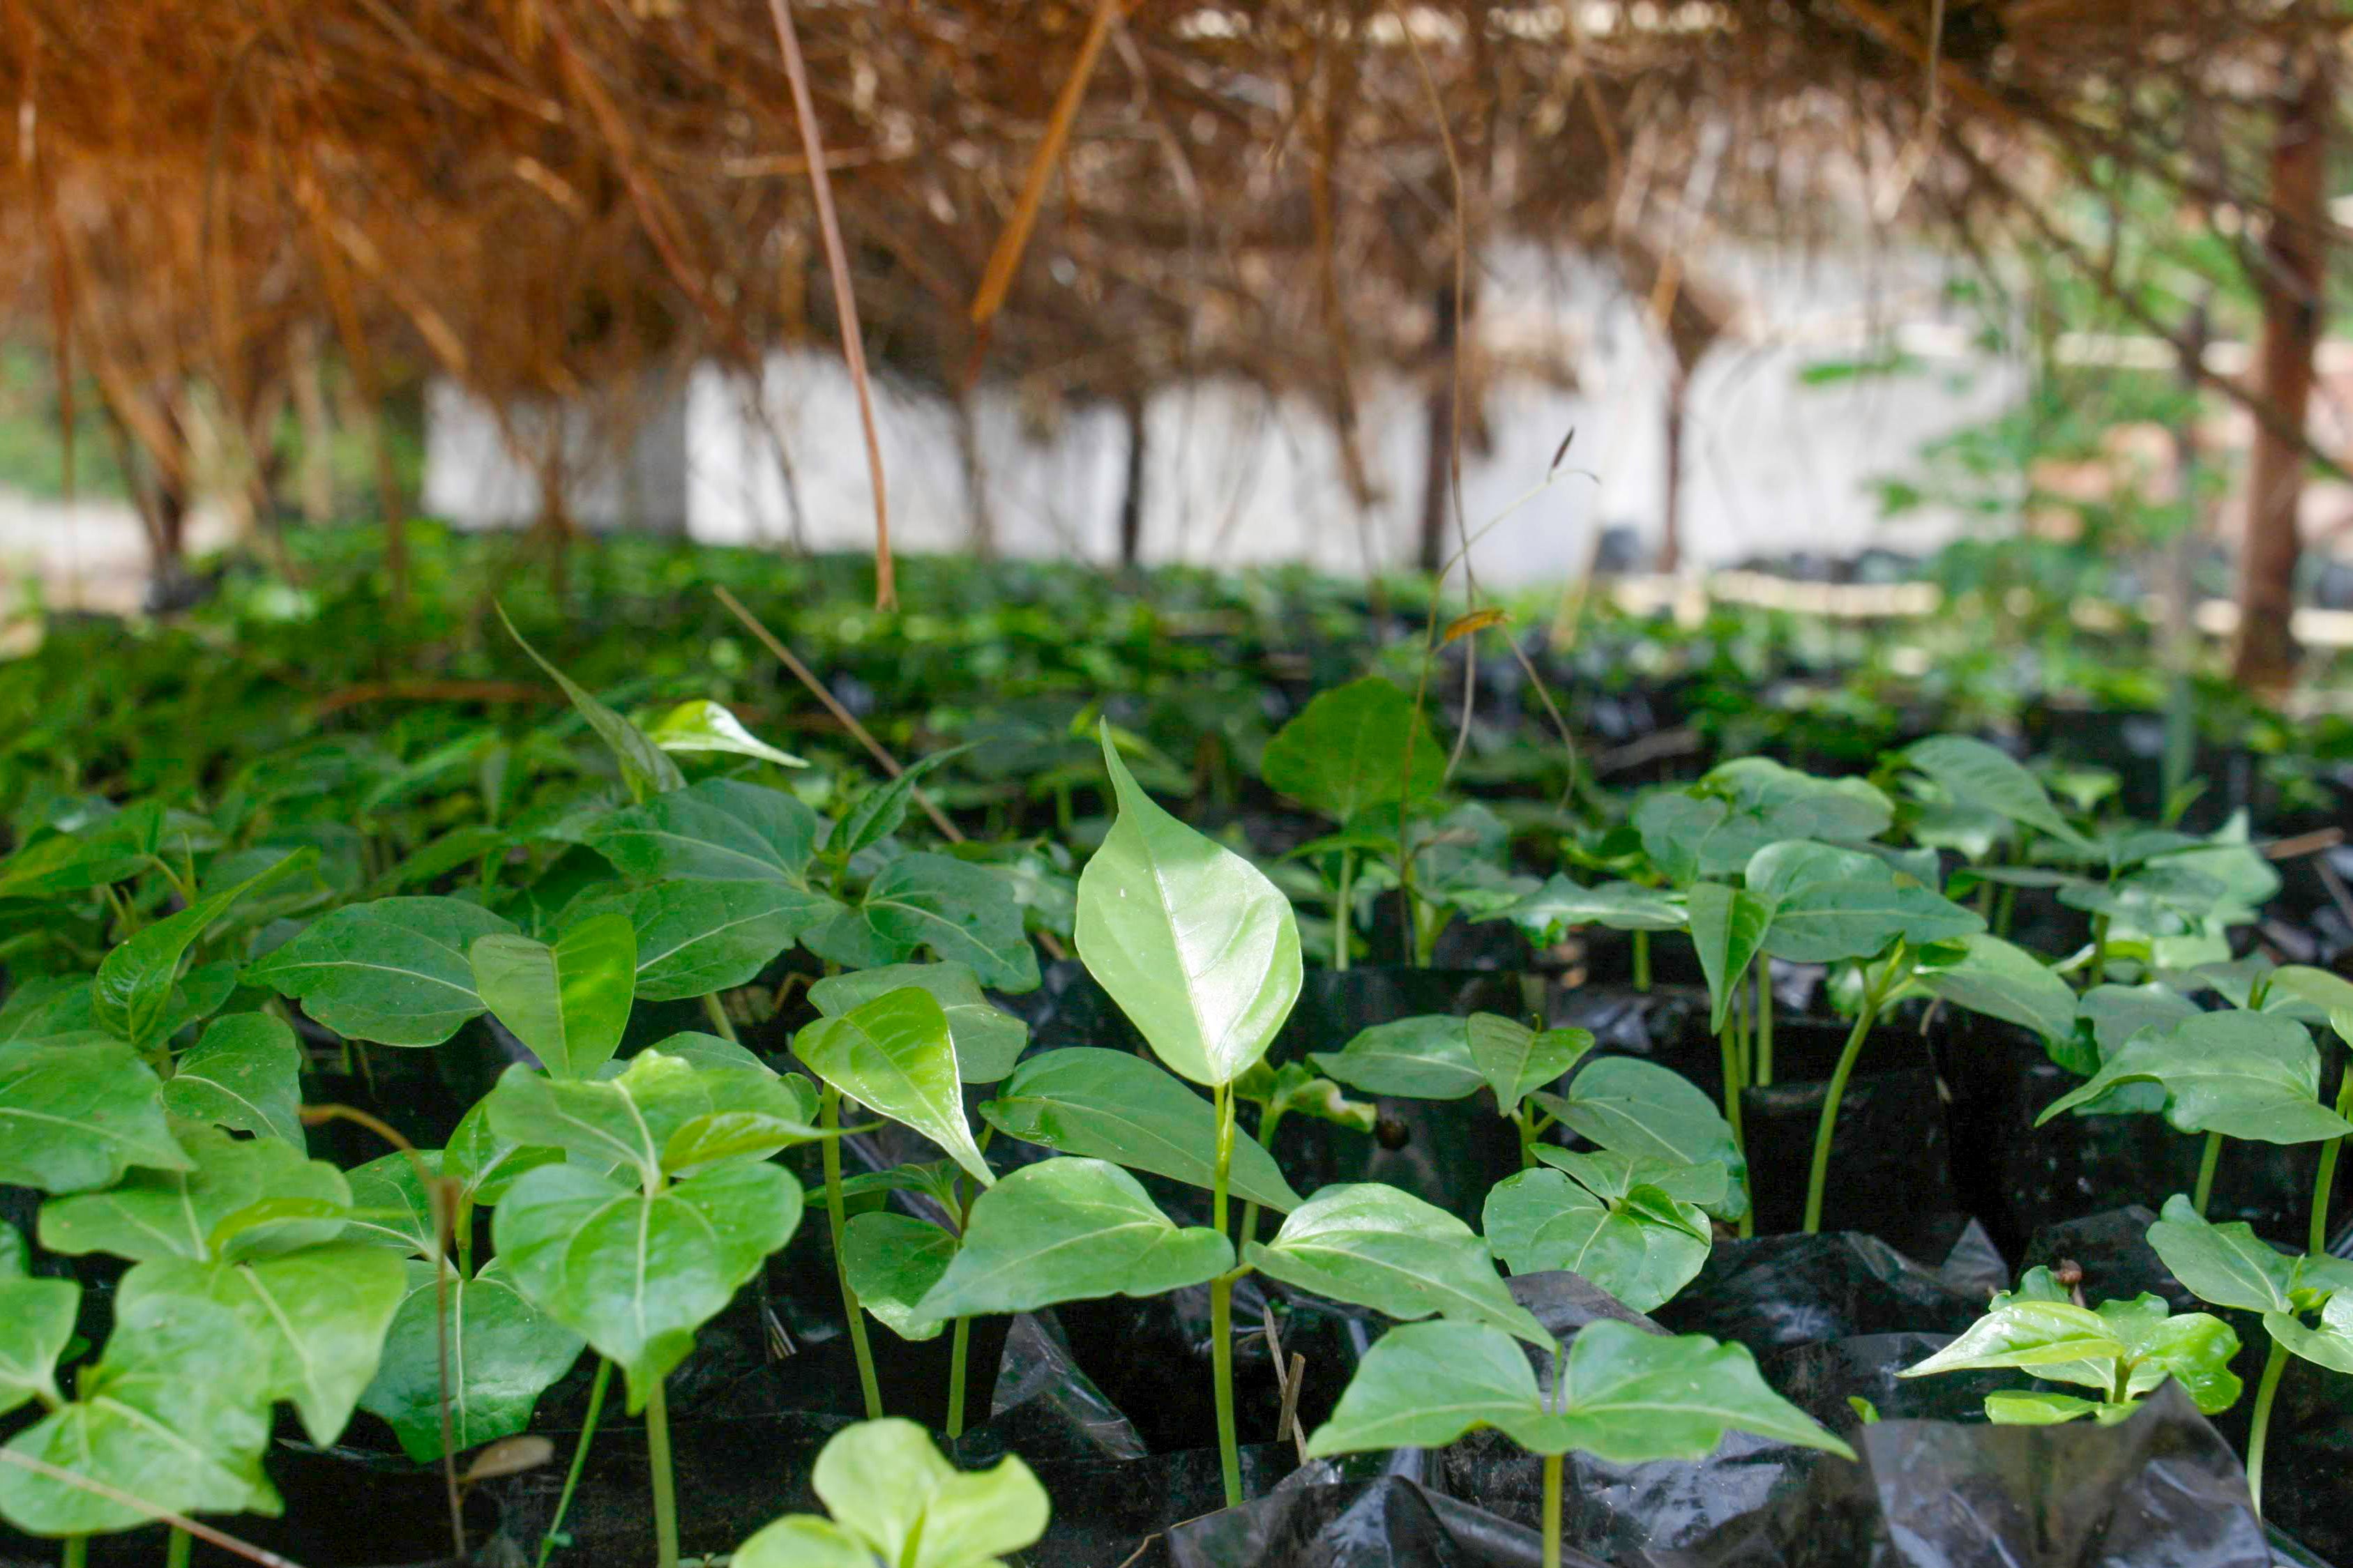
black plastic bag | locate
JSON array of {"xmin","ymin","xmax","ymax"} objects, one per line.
[
  {"xmin": 1167, "ymin": 1473, "xmax": 1578, "ymax": 1568},
  {"xmin": 1654, "ymin": 1231, "xmax": 1993, "ymax": 1355}
]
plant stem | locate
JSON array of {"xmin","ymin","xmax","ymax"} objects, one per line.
[
  {"xmin": 1542, "ymin": 1452, "xmax": 1564, "ymax": 1568},
  {"xmin": 165, "ymin": 1523, "xmax": 190, "ymax": 1568},
  {"xmin": 644, "ymin": 1376, "xmax": 679, "ymax": 1568},
  {"xmin": 1211, "ymin": 1082, "xmax": 1242, "ymax": 1508},
  {"xmin": 1804, "ymin": 959, "xmax": 1896, "ymax": 1233},
  {"xmin": 2246, "ymin": 1336, "xmax": 2290, "ymax": 1518},
  {"xmin": 1633, "ymin": 929, "xmax": 1651, "ymax": 993},
  {"xmin": 1718, "ymin": 1015, "xmax": 1747, "ymax": 1159},
  {"xmin": 1994, "ymin": 883, "xmax": 2016, "ymax": 941},
  {"xmin": 699, "ymin": 991, "xmax": 739, "ymax": 1043},
  {"xmin": 2310, "ymin": 1072, "xmax": 2353, "ymax": 1256},
  {"xmin": 946, "ymin": 1315, "xmax": 971, "ymax": 1439},
  {"xmin": 820, "ymin": 1084, "xmax": 884, "ymax": 1418},
  {"xmin": 2193, "ymin": 1130, "xmax": 2223, "ymax": 1219},
  {"xmin": 1333, "ymin": 851, "xmax": 1354, "ymax": 973},
  {"xmin": 1755, "ymin": 964, "xmax": 1774, "ymax": 1088},
  {"xmin": 536, "ymin": 1357, "xmax": 612, "ymax": 1568},
  {"xmin": 2087, "ymin": 913, "xmax": 2110, "ymax": 990},
  {"xmin": 61, "ymin": 1539, "xmax": 84, "ymax": 1568}
]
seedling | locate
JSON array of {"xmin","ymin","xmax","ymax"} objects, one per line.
[{"xmin": 732, "ymin": 1418, "xmax": 1048, "ymax": 1568}]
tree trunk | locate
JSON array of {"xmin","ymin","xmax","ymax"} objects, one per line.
[
  {"xmin": 1660, "ymin": 368, "xmax": 1688, "ymax": 575},
  {"xmin": 2232, "ymin": 60, "xmax": 2332, "ymax": 692},
  {"xmin": 1417, "ymin": 284, "xmax": 1459, "ymax": 577},
  {"xmin": 1118, "ymin": 393, "xmax": 1147, "ymax": 569},
  {"xmin": 955, "ymin": 393, "xmax": 996, "ymax": 557}
]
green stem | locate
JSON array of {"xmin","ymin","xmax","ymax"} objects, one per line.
[
  {"xmin": 644, "ymin": 1375, "xmax": 679, "ymax": 1568},
  {"xmin": 165, "ymin": 1528, "xmax": 191, "ymax": 1568},
  {"xmin": 821, "ymin": 1084, "xmax": 883, "ymax": 1418},
  {"xmin": 2193, "ymin": 1130, "xmax": 2223, "ymax": 1219},
  {"xmin": 1211, "ymin": 1083, "xmax": 1242, "ymax": 1508},
  {"xmin": 61, "ymin": 1539, "xmax": 85, "ymax": 1568},
  {"xmin": 1804, "ymin": 960, "xmax": 1897, "ymax": 1233},
  {"xmin": 1542, "ymin": 1452, "xmax": 1564, "ymax": 1568},
  {"xmin": 1720, "ymin": 1012, "xmax": 1754, "ymax": 1238},
  {"xmin": 1756, "ymin": 965, "xmax": 1775, "ymax": 1088},
  {"xmin": 1333, "ymin": 851, "xmax": 1354, "ymax": 973},
  {"xmin": 946, "ymin": 1314, "xmax": 971, "ymax": 1439},
  {"xmin": 2087, "ymin": 913, "xmax": 2110, "ymax": 990},
  {"xmin": 1994, "ymin": 883, "xmax": 2016, "ymax": 941},
  {"xmin": 536, "ymin": 1357, "xmax": 612, "ymax": 1568},
  {"xmin": 1633, "ymin": 929, "xmax": 1651, "ymax": 993},
  {"xmin": 2246, "ymin": 1336, "xmax": 2290, "ymax": 1518},
  {"xmin": 2310, "ymin": 1071, "xmax": 2353, "ymax": 1256},
  {"xmin": 699, "ymin": 991, "xmax": 740, "ymax": 1044}
]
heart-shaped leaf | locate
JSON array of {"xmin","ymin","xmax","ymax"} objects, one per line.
[
  {"xmin": 340, "ymin": 1151, "xmax": 444, "ymax": 1258},
  {"xmin": 246, "ymin": 897, "xmax": 520, "ymax": 1046},
  {"xmin": 358, "ymin": 1261, "xmax": 586, "ymax": 1462},
  {"xmin": 1536, "ymin": 1058, "xmax": 1746, "ymax": 1178},
  {"xmin": 1259, "ymin": 677, "xmax": 1444, "ymax": 824},
  {"xmin": 909, "ymin": 1157, "xmax": 1232, "ymax": 1330},
  {"xmin": 1245, "ymin": 1182, "xmax": 1545, "ymax": 1345},
  {"xmin": 2266, "ymin": 1295, "xmax": 2353, "ymax": 1376},
  {"xmin": 736, "ymin": 1419, "xmax": 1048, "ymax": 1568},
  {"xmin": 1465, "ymin": 1014, "xmax": 1595, "ymax": 1117},
  {"xmin": 485, "ymin": 1053, "xmax": 823, "ymax": 1182},
  {"xmin": 1902, "ymin": 1274, "xmax": 2242, "ymax": 1415},
  {"xmin": 1075, "ymin": 727, "xmax": 1300, "ymax": 1088},
  {"xmin": 444, "ymin": 1099, "xmax": 565, "ymax": 1207},
  {"xmin": 165, "ymin": 1012, "xmax": 303, "ymax": 1148},
  {"xmin": 1483, "ymin": 1164, "xmax": 1711, "ymax": 1312},
  {"xmin": 797, "ymin": 989, "xmax": 992, "ymax": 1186},
  {"xmin": 812, "ymin": 963, "xmax": 1029, "ymax": 1083},
  {"xmin": 582, "ymin": 881, "xmax": 836, "ymax": 1002},
  {"xmin": 470, "ymin": 913, "xmax": 637, "ymax": 1079},
  {"xmin": 978, "ymin": 1047, "xmax": 1300, "ymax": 1212},
  {"xmin": 2037, "ymin": 1011, "xmax": 2352, "ymax": 1143},
  {"xmin": 0, "ymin": 1035, "xmax": 189, "ymax": 1194},
  {"xmin": 1309, "ymin": 1016, "xmax": 1485, "ymax": 1101},
  {"xmin": 583, "ymin": 778, "xmax": 822, "ymax": 885}
]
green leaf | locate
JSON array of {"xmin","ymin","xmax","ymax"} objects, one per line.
[
  {"xmin": 499, "ymin": 604, "xmax": 685, "ymax": 798},
  {"xmin": 582, "ymin": 881, "xmax": 835, "ymax": 1003},
  {"xmin": 1900, "ymin": 1288, "xmax": 2242, "ymax": 1415},
  {"xmin": 1983, "ymin": 1391, "xmax": 2134, "ymax": 1426},
  {"xmin": 0, "ymin": 1269, "xmax": 75, "ymax": 1416},
  {"xmin": 39, "ymin": 1120, "xmax": 350, "ymax": 1263},
  {"xmin": 2268, "ymin": 966, "xmax": 2353, "ymax": 1045},
  {"xmin": 978, "ymin": 1047, "xmax": 1301, "ymax": 1212},
  {"xmin": 797, "ymin": 989, "xmax": 993, "ymax": 1187},
  {"xmin": 1504, "ymin": 876, "xmax": 1686, "ymax": 942},
  {"xmin": 128, "ymin": 1244, "xmax": 406, "ymax": 1445},
  {"xmin": 843, "ymin": 1213, "xmax": 959, "ymax": 1342},
  {"xmin": 165, "ymin": 1013, "xmax": 303, "ymax": 1148},
  {"xmin": 341, "ymin": 1151, "xmax": 443, "ymax": 1258},
  {"xmin": 494, "ymin": 1158, "xmax": 803, "ymax": 1411},
  {"xmin": 0, "ymin": 977, "xmax": 97, "ymax": 1045},
  {"xmin": 811, "ymin": 962, "xmax": 1029, "ymax": 1083},
  {"xmin": 245, "ymin": 897, "xmax": 520, "ymax": 1047},
  {"xmin": 1465, "ymin": 1014, "xmax": 1595, "ymax": 1117},
  {"xmin": 1246, "ymin": 1182, "xmax": 1545, "ymax": 1345},
  {"xmin": 94, "ymin": 850, "xmax": 314, "ymax": 1049},
  {"xmin": 1536, "ymin": 1058, "xmax": 1746, "ymax": 1176},
  {"xmin": 1309, "ymin": 1015, "xmax": 1485, "ymax": 1101},
  {"xmin": 583, "ymin": 779, "xmax": 822, "ymax": 885},
  {"xmin": 1305, "ymin": 1318, "xmax": 1851, "ymax": 1462},
  {"xmin": 0, "ymin": 1285, "xmax": 277, "ymax": 1536},
  {"xmin": 810, "ymin": 853, "xmax": 1041, "ymax": 994},
  {"xmin": 1743, "ymin": 841, "xmax": 1886, "ymax": 905},
  {"xmin": 644, "ymin": 699, "xmax": 808, "ymax": 769},
  {"xmin": 1762, "ymin": 878, "xmax": 1981, "ymax": 965},
  {"xmin": 1710, "ymin": 758, "xmax": 1893, "ymax": 844},
  {"xmin": 485, "ymin": 1053, "xmax": 822, "ymax": 1183},
  {"xmin": 359, "ymin": 1261, "xmax": 586, "ymax": 1461},
  {"xmin": 733, "ymin": 1516, "xmax": 876, "ymax": 1568},
  {"xmin": 2266, "ymin": 1295, "xmax": 2353, "ymax": 1375},
  {"xmin": 2036, "ymin": 1011, "xmax": 2353, "ymax": 1143},
  {"xmin": 1259, "ymin": 677, "xmax": 1444, "ymax": 823},
  {"xmin": 804, "ymin": 1418, "xmax": 1050, "ymax": 1568},
  {"xmin": 1481, "ymin": 1166, "xmax": 1711, "ymax": 1312},
  {"xmin": 0, "ymin": 1035, "xmax": 190, "ymax": 1194},
  {"xmin": 829, "ymin": 749, "xmax": 967, "ymax": 861},
  {"xmin": 444, "ymin": 1099, "xmax": 564, "ymax": 1207},
  {"xmin": 2146, "ymin": 1194, "xmax": 2296, "ymax": 1314},
  {"xmin": 1909, "ymin": 934, "xmax": 2078, "ymax": 1044},
  {"xmin": 469, "ymin": 912, "xmax": 637, "ymax": 1079},
  {"xmin": 1687, "ymin": 883, "xmax": 1772, "ymax": 1033},
  {"xmin": 1234, "ymin": 1059, "xmax": 1377, "ymax": 1134},
  {"xmin": 1531, "ymin": 1145, "xmax": 1733, "ymax": 1213},
  {"xmin": 1635, "ymin": 794, "xmax": 1754, "ymax": 886},
  {"xmin": 1903, "ymin": 736, "xmax": 2085, "ymax": 846},
  {"xmin": 1075, "ymin": 726, "xmax": 1301, "ymax": 1088},
  {"xmin": 909, "ymin": 1157, "xmax": 1232, "ymax": 1329}
]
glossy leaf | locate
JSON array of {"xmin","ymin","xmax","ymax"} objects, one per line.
[
  {"xmin": 0, "ymin": 1035, "xmax": 189, "ymax": 1194},
  {"xmin": 792, "ymin": 1418, "xmax": 1050, "ymax": 1568},
  {"xmin": 94, "ymin": 850, "xmax": 312, "ymax": 1048},
  {"xmin": 978, "ymin": 1047, "xmax": 1300, "ymax": 1211},
  {"xmin": 1908, "ymin": 934, "xmax": 2078, "ymax": 1044},
  {"xmin": 909, "ymin": 1158, "xmax": 1231, "ymax": 1329},
  {"xmin": 469, "ymin": 913, "xmax": 637, "ymax": 1079},
  {"xmin": 499, "ymin": 604, "xmax": 685, "ymax": 798},
  {"xmin": 39, "ymin": 1120, "xmax": 349, "ymax": 1263},
  {"xmin": 1504, "ymin": 876, "xmax": 1686, "ymax": 942},
  {"xmin": 1743, "ymin": 841, "xmax": 1884, "ymax": 905},
  {"xmin": 1465, "ymin": 1014, "xmax": 1594, "ymax": 1117},
  {"xmin": 734, "ymin": 1516, "xmax": 876, "ymax": 1568},
  {"xmin": 798, "ymin": 989, "xmax": 992, "ymax": 1186},
  {"xmin": 843, "ymin": 1213, "xmax": 959, "ymax": 1342},
  {"xmin": 358, "ymin": 1261, "xmax": 587, "ymax": 1462},
  {"xmin": 341, "ymin": 1150, "xmax": 444, "ymax": 1257},
  {"xmin": 1761, "ymin": 878, "xmax": 1981, "ymax": 965},
  {"xmin": 1075, "ymin": 727, "xmax": 1301, "ymax": 1087},
  {"xmin": 444, "ymin": 1098, "xmax": 564, "ymax": 1207},
  {"xmin": 485, "ymin": 1053, "xmax": 823, "ymax": 1182},
  {"xmin": 1246, "ymin": 1182, "xmax": 1545, "ymax": 1345},
  {"xmin": 2036, "ymin": 1011, "xmax": 2353, "ymax": 1143},
  {"xmin": 2146, "ymin": 1195, "xmax": 2295, "ymax": 1314},
  {"xmin": 811, "ymin": 853, "xmax": 1041, "ymax": 994},
  {"xmin": 1900, "ymin": 1280, "xmax": 2242, "ymax": 1415},
  {"xmin": 583, "ymin": 778, "xmax": 822, "ymax": 885},
  {"xmin": 165, "ymin": 1012, "xmax": 303, "ymax": 1148},
  {"xmin": 1531, "ymin": 1145, "xmax": 1733, "ymax": 1213},
  {"xmin": 494, "ymin": 1158, "xmax": 803, "ymax": 1410},
  {"xmin": 582, "ymin": 881, "xmax": 835, "ymax": 1003},
  {"xmin": 1687, "ymin": 883, "xmax": 1772, "ymax": 1033},
  {"xmin": 1309, "ymin": 1015, "xmax": 1485, "ymax": 1101},
  {"xmin": 1234, "ymin": 1059, "xmax": 1377, "ymax": 1134},
  {"xmin": 246, "ymin": 897, "xmax": 520, "ymax": 1046},
  {"xmin": 1903, "ymin": 736, "xmax": 2084, "ymax": 846},
  {"xmin": 645, "ymin": 699, "xmax": 808, "ymax": 768},
  {"xmin": 1259, "ymin": 677, "xmax": 1444, "ymax": 824},
  {"xmin": 2266, "ymin": 1295, "xmax": 2353, "ymax": 1376},
  {"xmin": 811, "ymin": 962, "xmax": 1029, "ymax": 1083},
  {"xmin": 1482, "ymin": 1166, "xmax": 1711, "ymax": 1312},
  {"xmin": 1536, "ymin": 1058, "xmax": 1746, "ymax": 1177}
]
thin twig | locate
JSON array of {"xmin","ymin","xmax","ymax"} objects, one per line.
[
  {"xmin": 0, "ymin": 1451, "xmax": 309, "ymax": 1568},
  {"xmin": 764, "ymin": 0, "xmax": 895, "ymax": 611}
]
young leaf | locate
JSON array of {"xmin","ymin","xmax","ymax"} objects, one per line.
[
  {"xmin": 1481, "ymin": 1166, "xmax": 1711, "ymax": 1312},
  {"xmin": 1531, "ymin": 1145, "xmax": 1732, "ymax": 1212},
  {"xmin": 0, "ymin": 1263, "xmax": 75, "ymax": 1416},
  {"xmin": 1743, "ymin": 841, "xmax": 1885, "ymax": 905},
  {"xmin": 908, "ymin": 1157, "xmax": 1232, "ymax": 1328},
  {"xmin": 1504, "ymin": 876, "xmax": 1687, "ymax": 943},
  {"xmin": 94, "ymin": 849, "xmax": 314, "ymax": 1049},
  {"xmin": 0, "ymin": 1035, "xmax": 190, "ymax": 1194},
  {"xmin": 810, "ymin": 962, "xmax": 1029, "ymax": 1083},
  {"xmin": 340, "ymin": 1150, "xmax": 444, "ymax": 1258},
  {"xmin": 1535, "ymin": 1058, "xmax": 1746, "ymax": 1178},
  {"xmin": 1687, "ymin": 883, "xmax": 1772, "ymax": 1033},
  {"xmin": 469, "ymin": 912, "xmax": 637, "ymax": 1079},
  {"xmin": 1900, "ymin": 1284, "xmax": 2243, "ymax": 1415},
  {"xmin": 494, "ymin": 1159, "xmax": 803, "ymax": 1411},
  {"xmin": 358, "ymin": 1261, "xmax": 586, "ymax": 1462},
  {"xmin": 1259, "ymin": 677, "xmax": 1444, "ymax": 824},
  {"xmin": 443, "ymin": 1099, "xmax": 565, "ymax": 1207},
  {"xmin": 810, "ymin": 852, "xmax": 1042, "ymax": 994},
  {"xmin": 797, "ymin": 988, "xmax": 993, "ymax": 1186},
  {"xmin": 499, "ymin": 604, "xmax": 685, "ymax": 798},
  {"xmin": 805, "ymin": 1418, "xmax": 1050, "ymax": 1568},
  {"xmin": 2036, "ymin": 1011, "xmax": 2353, "ymax": 1143},
  {"xmin": 977, "ymin": 1047, "xmax": 1301, "ymax": 1212},
  {"xmin": 1245, "ymin": 1182, "xmax": 1546, "ymax": 1345},
  {"xmin": 165, "ymin": 1012, "xmax": 303, "ymax": 1148},
  {"xmin": 644, "ymin": 699, "xmax": 808, "ymax": 768},
  {"xmin": 245, "ymin": 897, "xmax": 520, "ymax": 1047},
  {"xmin": 2146, "ymin": 1194, "xmax": 2296, "ymax": 1314},
  {"xmin": 1234, "ymin": 1059, "xmax": 1377, "ymax": 1134},
  {"xmin": 2266, "ymin": 1295, "xmax": 2353, "ymax": 1376},
  {"xmin": 580, "ymin": 881, "xmax": 835, "ymax": 1002},
  {"xmin": 843, "ymin": 1213, "xmax": 959, "ymax": 1341},
  {"xmin": 829, "ymin": 747, "xmax": 967, "ymax": 861},
  {"xmin": 1465, "ymin": 1014, "xmax": 1595, "ymax": 1117},
  {"xmin": 1902, "ymin": 736, "xmax": 2085, "ymax": 846},
  {"xmin": 1761, "ymin": 878, "xmax": 1981, "ymax": 965},
  {"xmin": 1983, "ymin": 1391, "xmax": 2138, "ymax": 1426},
  {"xmin": 40, "ymin": 1120, "xmax": 349, "ymax": 1263},
  {"xmin": 583, "ymin": 778, "xmax": 823, "ymax": 885},
  {"xmin": 1075, "ymin": 726, "xmax": 1301, "ymax": 1088},
  {"xmin": 1309, "ymin": 1015, "xmax": 1486, "ymax": 1101},
  {"xmin": 1907, "ymin": 934, "xmax": 2078, "ymax": 1044},
  {"xmin": 734, "ymin": 1518, "xmax": 875, "ymax": 1568},
  {"xmin": 485, "ymin": 1053, "xmax": 822, "ymax": 1182}
]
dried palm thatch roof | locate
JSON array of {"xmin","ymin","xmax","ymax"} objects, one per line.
[{"xmin": 0, "ymin": 0, "xmax": 2340, "ymax": 574}]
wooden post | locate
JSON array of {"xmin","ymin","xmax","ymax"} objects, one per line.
[
  {"xmin": 1118, "ymin": 393, "xmax": 1147, "ymax": 569},
  {"xmin": 1417, "ymin": 285, "xmax": 1459, "ymax": 577},
  {"xmin": 2232, "ymin": 59, "xmax": 2332, "ymax": 692}
]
